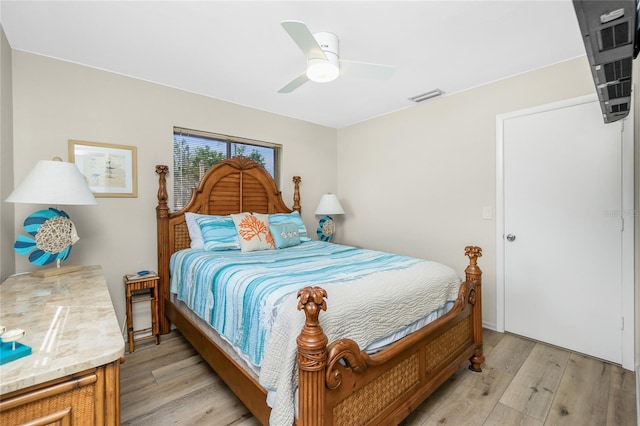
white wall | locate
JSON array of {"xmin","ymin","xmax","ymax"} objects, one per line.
[
  {"xmin": 0, "ymin": 24, "xmax": 14, "ymax": 282},
  {"xmin": 337, "ymin": 57, "xmax": 597, "ymax": 329},
  {"xmin": 10, "ymin": 50, "xmax": 336, "ymax": 333}
]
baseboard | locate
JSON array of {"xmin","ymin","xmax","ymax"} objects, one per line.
[{"xmin": 482, "ymin": 321, "xmax": 497, "ymax": 331}]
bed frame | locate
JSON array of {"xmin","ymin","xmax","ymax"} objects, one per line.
[{"xmin": 155, "ymin": 157, "xmax": 484, "ymax": 425}]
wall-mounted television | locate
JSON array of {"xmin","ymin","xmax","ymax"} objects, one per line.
[{"xmin": 573, "ymin": 0, "xmax": 638, "ymax": 123}]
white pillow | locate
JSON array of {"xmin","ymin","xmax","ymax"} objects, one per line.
[{"xmin": 185, "ymin": 212, "xmax": 205, "ymax": 249}]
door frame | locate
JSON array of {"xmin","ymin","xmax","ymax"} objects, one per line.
[{"xmin": 495, "ymin": 93, "xmax": 635, "ymax": 370}]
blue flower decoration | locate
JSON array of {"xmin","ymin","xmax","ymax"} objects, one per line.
[{"xmin": 14, "ymin": 208, "xmax": 78, "ymax": 265}]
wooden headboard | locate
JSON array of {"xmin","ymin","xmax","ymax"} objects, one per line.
[{"xmin": 155, "ymin": 156, "xmax": 301, "ymax": 333}]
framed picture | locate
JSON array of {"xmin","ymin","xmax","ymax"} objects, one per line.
[{"xmin": 69, "ymin": 140, "xmax": 137, "ymax": 197}]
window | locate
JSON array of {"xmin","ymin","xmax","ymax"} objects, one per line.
[{"xmin": 173, "ymin": 127, "xmax": 280, "ymax": 211}]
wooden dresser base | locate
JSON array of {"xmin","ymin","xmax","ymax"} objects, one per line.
[{"xmin": 0, "ymin": 361, "xmax": 121, "ymax": 426}]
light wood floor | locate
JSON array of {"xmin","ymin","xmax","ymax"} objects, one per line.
[{"xmin": 120, "ymin": 329, "xmax": 637, "ymax": 425}]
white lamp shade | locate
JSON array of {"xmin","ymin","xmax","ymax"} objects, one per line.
[
  {"xmin": 315, "ymin": 193, "xmax": 345, "ymax": 215},
  {"xmin": 6, "ymin": 160, "xmax": 98, "ymax": 205}
]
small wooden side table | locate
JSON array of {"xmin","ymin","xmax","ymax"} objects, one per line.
[{"xmin": 123, "ymin": 275, "xmax": 160, "ymax": 352}]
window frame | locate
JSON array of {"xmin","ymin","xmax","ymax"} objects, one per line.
[{"xmin": 172, "ymin": 127, "xmax": 281, "ymax": 211}]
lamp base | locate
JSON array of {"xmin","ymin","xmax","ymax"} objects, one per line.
[
  {"xmin": 31, "ymin": 264, "xmax": 83, "ymax": 278},
  {"xmin": 317, "ymin": 215, "xmax": 336, "ymax": 242}
]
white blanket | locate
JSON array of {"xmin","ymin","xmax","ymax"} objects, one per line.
[{"xmin": 259, "ymin": 260, "xmax": 462, "ymax": 425}]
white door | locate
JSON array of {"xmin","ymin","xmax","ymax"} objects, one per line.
[{"xmin": 502, "ymin": 98, "xmax": 625, "ymax": 364}]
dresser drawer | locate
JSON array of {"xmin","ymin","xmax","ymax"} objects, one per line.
[{"xmin": 0, "ymin": 362, "xmax": 120, "ymax": 426}]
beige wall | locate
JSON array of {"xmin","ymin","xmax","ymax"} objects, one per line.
[
  {"xmin": 10, "ymin": 51, "xmax": 337, "ymax": 332},
  {"xmin": 0, "ymin": 25, "xmax": 14, "ymax": 282},
  {"xmin": 6, "ymin": 49, "xmax": 639, "ymax": 364},
  {"xmin": 337, "ymin": 57, "xmax": 597, "ymax": 329}
]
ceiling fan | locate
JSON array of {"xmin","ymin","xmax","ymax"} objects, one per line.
[{"xmin": 278, "ymin": 20, "xmax": 395, "ymax": 93}]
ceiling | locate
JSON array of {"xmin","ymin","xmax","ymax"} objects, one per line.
[{"xmin": 0, "ymin": 1, "xmax": 587, "ymax": 128}]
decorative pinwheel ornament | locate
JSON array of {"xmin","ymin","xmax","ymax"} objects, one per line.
[
  {"xmin": 14, "ymin": 208, "xmax": 79, "ymax": 266},
  {"xmin": 316, "ymin": 216, "xmax": 336, "ymax": 242}
]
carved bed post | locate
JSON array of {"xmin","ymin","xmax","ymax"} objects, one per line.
[
  {"xmin": 155, "ymin": 165, "xmax": 171, "ymax": 335},
  {"xmin": 292, "ymin": 176, "xmax": 301, "ymax": 213},
  {"xmin": 297, "ymin": 286, "xmax": 328, "ymax": 426},
  {"xmin": 464, "ymin": 246, "xmax": 484, "ymax": 372}
]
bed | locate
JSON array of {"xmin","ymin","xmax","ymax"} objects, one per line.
[{"xmin": 155, "ymin": 156, "xmax": 484, "ymax": 425}]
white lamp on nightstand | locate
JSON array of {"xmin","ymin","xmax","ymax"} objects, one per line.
[
  {"xmin": 6, "ymin": 158, "xmax": 97, "ymax": 277},
  {"xmin": 314, "ymin": 193, "xmax": 345, "ymax": 242}
]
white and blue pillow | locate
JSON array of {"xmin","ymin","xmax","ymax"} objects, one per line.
[{"xmin": 195, "ymin": 214, "xmax": 241, "ymax": 251}]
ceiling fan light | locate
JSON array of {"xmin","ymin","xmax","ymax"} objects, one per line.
[{"xmin": 306, "ymin": 58, "xmax": 340, "ymax": 83}]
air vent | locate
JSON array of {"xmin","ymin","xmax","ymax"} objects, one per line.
[
  {"xmin": 603, "ymin": 57, "xmax": 632, "ymax": 80},
  {"xmin": 609, "ymin": 102, "xmax": 629, "ymax": 113},
  {"xmin": 597, "ymin": 58, "xmax": 632, "ymax": 100},
  {"xmin": 409, "ymin": 89, "xmax": 443, "ymax": 103},
  {"xmin": 604, "ymin": 80, "xmax": 631, "ymax": 99},
  {"xmin": 598, "ymin": 21, "xmax": 631, "ymax": 51}
]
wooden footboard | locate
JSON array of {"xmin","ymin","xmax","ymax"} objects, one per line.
[{"xmin": 296, "ymin": 246, "xmax": 483, "ymax": 425}]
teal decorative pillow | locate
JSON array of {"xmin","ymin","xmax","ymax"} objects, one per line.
[
  {"xmin": 231, "ymin": 212, "xmax": 275, "ymax": 252},
  {"xmin": 269, "ymin": 222, "xmax": 301, "ymax": 249},
  {"xmin": 195, "ymin": 214, "xmax": 241, "ymax": 251},
  {"xmin": 268, "ymin": 211, "xmax": 310, "ymax": 242}
]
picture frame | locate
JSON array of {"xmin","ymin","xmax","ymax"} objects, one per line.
[{"xmin": 69, "ymin": 140, "xmax": 137, "ymax": 198}]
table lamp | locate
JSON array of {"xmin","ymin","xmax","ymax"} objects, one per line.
[
  {"xmin": 314, "ymin": 193, "xmax": 345, "ymax": 242},
  {"xmin": 6, "ymin": 158, "xmax": 97, "ymax": 277}
]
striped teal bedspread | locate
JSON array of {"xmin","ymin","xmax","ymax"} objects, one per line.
[{"xmin": 169, "ymin": 241, "xmax": 423, "ymax": 366}]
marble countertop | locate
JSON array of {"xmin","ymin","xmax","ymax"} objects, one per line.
[{"xmin": 0, "ymin": 265, "xmax": 125, "ymax": 395}]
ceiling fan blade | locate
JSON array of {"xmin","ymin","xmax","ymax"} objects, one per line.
[
  {"xmin": 281, "ymin": 20, "xmax": 328, "ymax": 61},
  {"xmin": 339, "ymin": 60, "xmax": 396, "ymax": 80},
  {"xmin": 278, "ymin": 72, "xmax": 309, "ymax": 93}
]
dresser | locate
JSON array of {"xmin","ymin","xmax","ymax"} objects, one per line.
[{"xmin": 0, "ymin": 266, "xmax": 125, "ymax": 425}]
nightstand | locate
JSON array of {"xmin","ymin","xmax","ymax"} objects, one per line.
[{"xmin": 123, "ymin": 275, "xmax": 160, "ymax": 352}]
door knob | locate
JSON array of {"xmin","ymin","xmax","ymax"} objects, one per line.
[{"xmin": 506, "ymin": 234, "xmax": 516, "ymax": 242}]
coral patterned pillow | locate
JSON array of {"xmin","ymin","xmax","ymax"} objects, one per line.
[{"xmin": 231, "ymin": 212, "xmax": 275, "ymax": 252}]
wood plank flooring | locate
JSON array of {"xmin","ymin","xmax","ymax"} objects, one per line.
[{"xmin": 120, "ymin": 329, "xmax": 636, "ymax": 425}]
